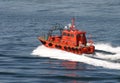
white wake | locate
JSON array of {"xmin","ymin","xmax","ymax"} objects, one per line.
[
  {"xmin": 31, "ymin": 43, "xmax": 120, "ymax": 70},
  {"xmin": 95, "ymin": 43, "xmax": 120, "ymax": 61}
]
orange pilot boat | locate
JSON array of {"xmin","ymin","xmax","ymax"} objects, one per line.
[{"xmin": 38, "ymin": 18, "xmax": 95, "ymax": 55}]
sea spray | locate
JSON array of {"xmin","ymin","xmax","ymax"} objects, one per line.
[
  {"xmin": 94, "ymin": 43, "xmax": 120, "ymax": 61},
  {"xmin": 95, "ymin": 43, "xmax": 120, "ymax": 53},
  {"xmin": 32, "ymin": 44, "xmax": 120, "ymax": 70}
]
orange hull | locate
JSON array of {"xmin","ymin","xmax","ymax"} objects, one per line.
[{"xmin": 38, "ymin": 37, "xmax": 95, "ymax": 55}]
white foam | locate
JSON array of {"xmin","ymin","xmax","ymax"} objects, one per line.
[
  {"xmin": 32, "ymin": 44, "xmax": 120, "ymax": 70},
  {"xmin": 95, "ymin": 43, "xmax": 120, "ymax": 60},
  {"xmin": 95, "ymin": 43, "xmax": 120, "ymax": 53}
]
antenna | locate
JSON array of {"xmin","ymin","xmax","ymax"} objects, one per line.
[{"xmin": 70, "ymin": 18, "xmax": 76, "ymax": 30}]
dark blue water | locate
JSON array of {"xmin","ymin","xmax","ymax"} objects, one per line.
[{"xmin": 0, "ymin": 0, "xmax": 120, "ymax": 83}]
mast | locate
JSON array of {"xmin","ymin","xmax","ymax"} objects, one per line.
[{"xmin": 70, "ymin": 18, "xmax": 76, "ymax": 30}]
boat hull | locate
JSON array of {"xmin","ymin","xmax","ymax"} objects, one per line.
[{"xmin": 38, "ymin": 37, "xmax": 95, "ymax": 55}]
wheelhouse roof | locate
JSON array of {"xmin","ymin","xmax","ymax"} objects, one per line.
[{"xmin": 63, "ymin": 29, "xmax": 86, "ymax": 35}]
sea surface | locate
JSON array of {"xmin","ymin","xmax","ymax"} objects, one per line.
[{"xmin": 0, "ymin": 0, "xmax": 120, "ymax": 83}]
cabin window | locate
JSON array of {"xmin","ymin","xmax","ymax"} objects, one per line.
[
  {"xmin": 77, "ymin": 34, "xmax": 80, "ymax": 38},
  {"xmin": 77, "ymin": 34, "xmax": 84, "ymax": 37},
  {"xmin": 63, "ymin": 32, "xmax": 66, "ymax": 36},
  {"xmin": 67, "ymin": 33, "xmax": 70, "ymax": 36},
  {"xmin": 63, "ymin": 33, "xmax": 74, "ymax": 37},
  {"xmin": 81, "ymin": 34, "xmax": 83, "ymax": 37}
]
